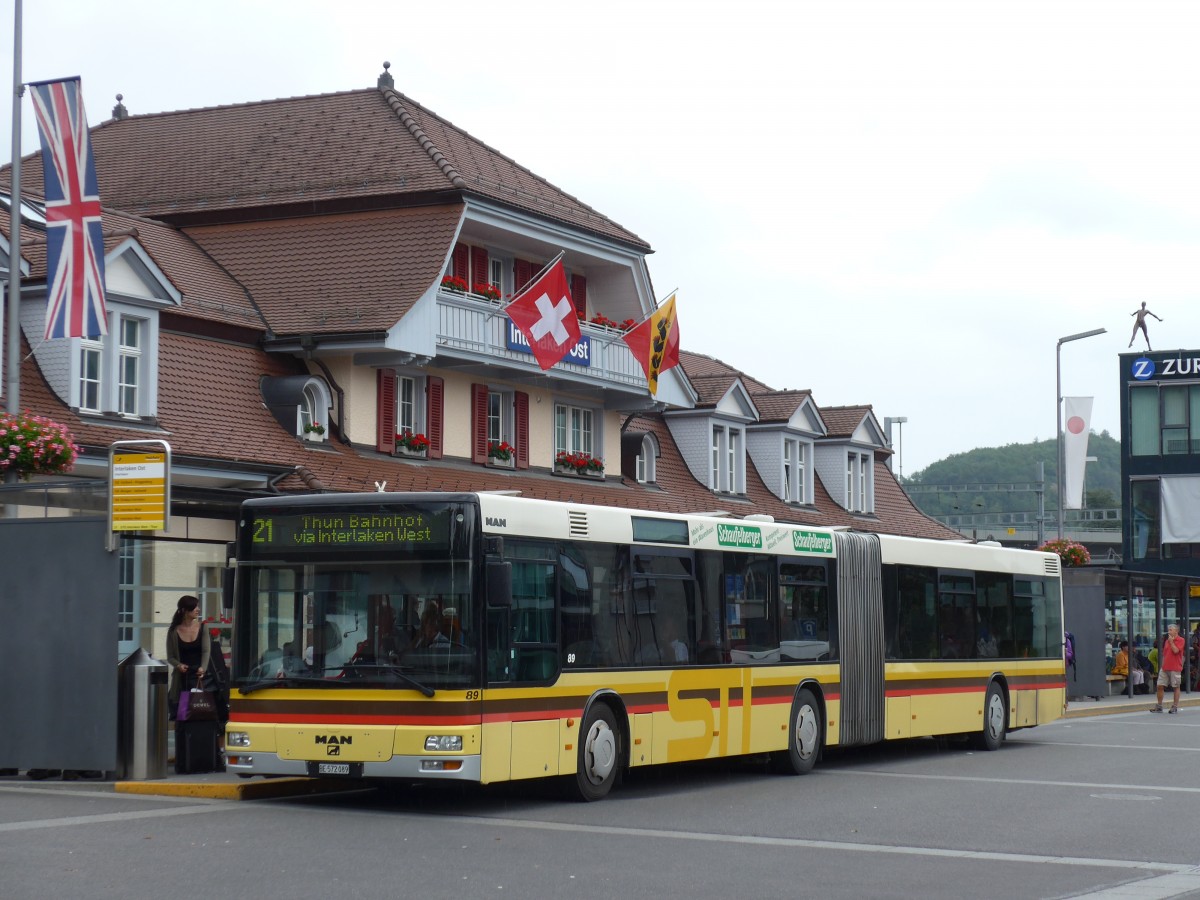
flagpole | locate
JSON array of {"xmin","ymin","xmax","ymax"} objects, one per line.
[
  {"xmin": 486, "ymin": 249, "xmax": 566, "ymax": 325},
  {"xmin": 4, "ymin": 0, "xmax": 22, "ymax": 421},
  {"xmin": 504, "ymin": 249, "xmax": 565, "ymax": 307}
]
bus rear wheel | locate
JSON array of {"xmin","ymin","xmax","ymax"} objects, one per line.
[
  {"xmin": 571, "ymin": 704, "xmax": 619, "ymax": 801},
  {"xmin": 973, "ymin": 682, "xmax": 1006, "ymax": 751},
  {"xmin": 771, "ymin": 688, "xmax": 821, "ymax": 775}
]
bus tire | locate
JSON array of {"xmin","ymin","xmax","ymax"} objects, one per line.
[
  {"xmin": 771, "ymin": 688, "xmax": 821, "ymax": 775},
  {"xmin": 571, "ymin": 703, "xmax": 620, "ymax": 801},
  {"xmin": 973, "ymin": 682, "xmax": 1006, "ymax": 751}
]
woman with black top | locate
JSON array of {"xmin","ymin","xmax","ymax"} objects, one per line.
[{"xmin": 166, "ymin": 595, "xmax": 210, "ymax": 720}]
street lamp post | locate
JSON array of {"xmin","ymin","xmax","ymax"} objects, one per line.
[
  {"xmin": 885, "ymin": 416, "xmax": 908, "ymax": 481},
  {"xmin": 1056, "ymin": 328, "xmax": 1106, "ymax": 540}
]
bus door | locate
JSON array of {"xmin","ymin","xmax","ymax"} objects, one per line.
[
  {"xmin": 486, "ymin": 540, "xmax": 559, "ymax": 685},
  {"xmin": 833, "ymin": 532, "xmax": 884, "ymax": 746}
]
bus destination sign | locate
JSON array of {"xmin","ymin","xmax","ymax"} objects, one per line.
[{"xmin": 248, "ymin": 509, "xmax": 448, "ymax": 551}]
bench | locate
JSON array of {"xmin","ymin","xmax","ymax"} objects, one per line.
[{"xmin": 1106, "ymin": 674, "xmax": 1126, "ymax": 696}]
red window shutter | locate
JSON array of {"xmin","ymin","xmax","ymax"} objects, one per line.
[
  {"xmin": 471, "ymin": 246, "xmax": 489, "ymax": 289},
  {"xmin": 452, "ymin": 243, "xmax": 469, "ymax": 281},
  {"xmin": 570, "ymin": 274, "xmax": 587, "ymax": 318},
  {"xmin": 514, "ymin": 259, "xmax": 533, "ymax": 295},
  {"xmin": 426, "ymin": 376, "xmax": 444, "ymax": 460},
  {"xmin": 471, "ymin": 383, "xmax": 489, "ymax": 464},
  {"xmin": 514, "ymin": 391, "xmax": 529, "ymax": 469},
  {"xmin": 376, "ymin": 368, "xmax": 397, "ymax": 454}
]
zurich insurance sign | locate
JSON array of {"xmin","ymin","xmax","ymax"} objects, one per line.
[{"xmin": 1131, "ymin": 353, "xmax": 1200, "ymax": 381}]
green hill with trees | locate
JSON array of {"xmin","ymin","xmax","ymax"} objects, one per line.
[{"xmin": 904, "ymin": 431, "xmax": 1120, "ymax": 518}]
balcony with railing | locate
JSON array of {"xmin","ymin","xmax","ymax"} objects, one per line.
[{"xmin": 435, "ymin": 289, "xmax": 648, "ymax": 395}]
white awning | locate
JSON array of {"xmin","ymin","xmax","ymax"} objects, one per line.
[{"xmin": 1160, "ymin": 476, "xmax": 1200, "ymax": 544}]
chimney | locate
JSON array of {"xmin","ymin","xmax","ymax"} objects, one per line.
[
  {"xmin": 112, "ymin": 93, "xmax": 128, "ymax": 121},
  {"xmin": 377, "ymin": 61, "xmax": 393, "ymax": 90}
]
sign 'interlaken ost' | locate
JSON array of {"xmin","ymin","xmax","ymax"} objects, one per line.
[{"xmin": 504, "ymin": 257, "xmax": 581, "ymax": 370}]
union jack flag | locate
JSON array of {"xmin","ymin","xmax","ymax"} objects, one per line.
[{"xmin": 30, "ymin": 78, "xmax": 107, "ymax": 340}]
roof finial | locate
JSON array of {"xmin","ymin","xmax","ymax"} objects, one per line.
[
  {"xmin": 377, "ymin": 61, "xmax": 393, "ymax": 90},
  {"xmin": 112, "ymin": 93, "xmax": 128, "ymax": 121}
]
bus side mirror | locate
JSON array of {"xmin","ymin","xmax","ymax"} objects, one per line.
[
  {"xmin": 222, "ymin": 542, "xmax": 236, "ymax": 616},
  {"xmin": 486, "ymin": 560, "xmax": 512, "ymax": 608}
]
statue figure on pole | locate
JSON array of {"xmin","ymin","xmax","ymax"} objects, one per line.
[{"xmin": 1128, "ymin": 302, "xmax": 1162, "ymax": 351}]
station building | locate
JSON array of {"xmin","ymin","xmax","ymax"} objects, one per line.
[{"xmin": 0, "ymin": 65, "xmax": 959, "ymax": 665}]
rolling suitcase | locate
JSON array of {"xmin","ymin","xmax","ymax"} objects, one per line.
[{"xmin": 175, "ymin": 719, "xmax": 221, "ymax": 774}]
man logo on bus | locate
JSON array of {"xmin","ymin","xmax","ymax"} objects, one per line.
[{"xmin": 315, "ymin": 735, "xmax": 352, "ymax": 746}]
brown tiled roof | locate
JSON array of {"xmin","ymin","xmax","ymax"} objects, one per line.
[
  {"xmin": 685, "ymin": 373, "xmax": 742, "ymax": 408},
  {"xmin": 751, "ymin": 389, "xmax": 814, "ymax": 424},
  {"xmin": 7, "ymin": 87, "xmax": 649, "ymax": 250},
  {"xmin": 0, "ymin": 204, "xmax": 266, "ymax": 331},
  {"xmin": 185, "ymin": 205, "xmax": 463, "ymax": 335},
  {"xmin": 820, "ymin": 405, "xmax": 873, "ymax": 439},
  {"xmin": 679, "ymin": 351, "xmax": 774, "ymax": 393}
]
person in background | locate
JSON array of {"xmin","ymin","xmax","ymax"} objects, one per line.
[
  {"xmin": 1151, "ymin": 624, "xmax": 1186, "ymax": 714},
  {"xmin": 1111, "ymin": 640, "xmax": 1146, "ymax": 691},
  {"xmin": 166, "ymin": 595, "xmax": 210, "ymax": 721}
]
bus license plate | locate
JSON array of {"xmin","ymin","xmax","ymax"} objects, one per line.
[{"xmin": 309, "ymin": 762, "xmax": 360, "ymax": 777}]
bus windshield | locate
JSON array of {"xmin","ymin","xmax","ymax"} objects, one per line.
[{"xmin": 233, "ymin": 500, "xmax": 479, "ymax": 691}]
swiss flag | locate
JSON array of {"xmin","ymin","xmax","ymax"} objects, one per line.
[{"xmin": 505, "ymin": 258, "xmax": 581, "ymax": 370}]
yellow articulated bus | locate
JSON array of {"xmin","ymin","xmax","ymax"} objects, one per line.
[{"xmin": 225, "ymin": 492, "xmax": 1064, "ymax": 800}]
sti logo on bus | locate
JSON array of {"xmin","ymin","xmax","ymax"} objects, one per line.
[
  {"xmin": 716, "ymin": 524, "xmax": 762, "ymax": 549},
  {"xmin": 1132, "ymin": 357, "xmax": 1155, "ymax": 380}
]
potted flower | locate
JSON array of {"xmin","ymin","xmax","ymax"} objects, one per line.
[
  {"xmin": 487, "ymin": 440, "xmax": 515, "ymax": 467},
  {"xmin": 0, "ymin": 411, "xmax": 80, "ymax": 479},
  {"xmin": 304, "ymin": 422, "xmax": 326, "ymax": 442},
  {"xmin": 441, "ymin": 274, "xmax": 468, "ymax": 294},
  {"xmin": 589, "ymin": 314, "xmax": 619, "ymax": 330},
  {"xmin": 395, "ymin": 430, "xmax": 431, "ymax": 457},
  {"xmin": 555, "ymin": 450, "xmax": 604, "ymax": 477},
  {"xmin": 619, "ymin": 318, "xmax": 637, "ymax": 331},
  {"xmin": 471, "ymin": 282, "xmax": 502, "ymax": 302},
  {"xmin": 1037, "ymin": 538, "xmax": 1091, "ymax": 568}
]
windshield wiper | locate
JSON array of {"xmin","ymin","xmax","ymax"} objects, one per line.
[
  {"xmin": 238, "ymin": 668, "xmax": 436, "ymax": 698},
  {"xmin": 236, "ymin": 675, "xmax": 361, "ymax": 696},
  {"xmin": 337, "ymin": 664, "xmax": 436, "ymax": 697}
]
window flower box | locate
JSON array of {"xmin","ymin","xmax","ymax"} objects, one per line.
[
  {"xmin": 471, "ymin": 282, "xmax": 502, "ymax": 303},
  {"xmin": 487, "ymin": 440, "xmax": 515, "ymax": 468},
  {"xmin": 395, "ymin": 431, "xmax": 430, "ymax": 458},
  {"xmin": 303, "ymin": 423, "xmax": 326, "ymax": 442},
  {"xmin": 441, "ymin": 275, "xmax": 468, "ymax": 294},
  {"xmin": 554, "ymin": 450, "xmax": 604, "ymax": 477}
]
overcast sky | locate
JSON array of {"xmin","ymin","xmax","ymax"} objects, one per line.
[{"xmin": 5, "ymin": 0, "xmax": 1199, "ymax": 475}]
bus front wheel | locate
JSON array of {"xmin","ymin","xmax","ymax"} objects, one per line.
[
  {"xmin": 571, "ymin": 704, "xmax": 620, "ymax": 801},
  {"xmin": 973, "ymin": 682, "xmax": 1006, "ymax": 751},
  {"xmin": 771, "ymin": 688, "xmax": 821, "ymax": 775}
]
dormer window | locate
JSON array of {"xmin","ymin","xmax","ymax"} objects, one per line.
[
  {"xmin": 711, "ymin": 424, "xmax": 744, "ymax": 493},
  {"xmin": 636, "ymin": 434, "xmax": 659, "ymax": 484},
  {"xmin": 783, "ymin": 437, "xmax": 810, "ymax": 503},
  {"xmin": 72, "ymin": 307, "xmax": 158, "ymax": 419},
  {"xmin": 846, "ymin": 451, "xmax": 873, "ymax": 513}
]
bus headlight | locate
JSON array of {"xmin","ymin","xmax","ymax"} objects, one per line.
[
  {"xmin": 227, "ymin": 732, "xmax": 251, "ymax": 748},
  {"xmin": 424, "ymin": 735, "xmax": 462, "ymax": 752}
]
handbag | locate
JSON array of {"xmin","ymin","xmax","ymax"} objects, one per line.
[{"xmin": 177, "ymin": 673, "xmax": 218, "ymax": 722}]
